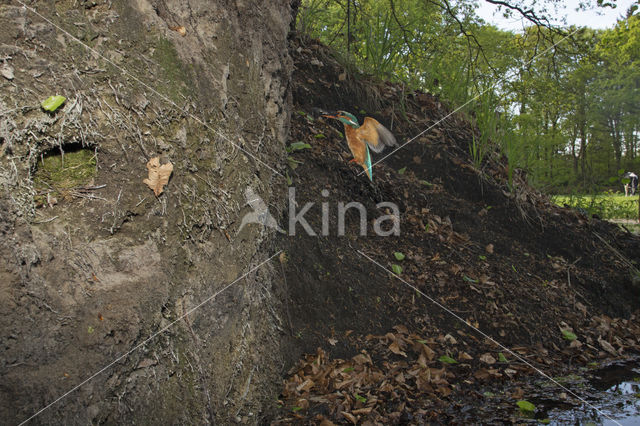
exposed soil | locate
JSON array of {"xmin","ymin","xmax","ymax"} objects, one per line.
[
  {"xmin": 1, "ymin": 1, "xmax": 292, "ymax": 423},
  {"xmin": 274, "ymin": 35, "xmax": 640, "ymax": 424}
]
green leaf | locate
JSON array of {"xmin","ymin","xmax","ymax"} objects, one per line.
[
  {"xmin": 540, "ymin": 419, "xmax": 550, "ymax": 424},
  {"xmin": 87, "ymin": 326, "xmax": 95, "ymax": 334},
  {"xmin": 41, "ymin": 95, "xmax": 66, "ymax": 112},
  {"xmin": 286, "ymin": 171, "xmax": 292, "ymax": 186},
  {"xmin": 562, "ymin": 329, "xmax": 577, "ymax": 341},
  {"xmin": 391, "ymin": 264, "xmax": 402, "ymax": 275},
  {"xmin": 479, "ymin": 255, "xmax": 487, "ymax": 261},
  {"xmin": 398, "ymin": 167, "xmax": 407, "ymax": 175},
  {"xmin": 419, "ymin": 180, "xmax": 432, "ymax": 186},
  {"xmin": 498, "ymin": 353, "xmax": 507, "ymax": 362},
  {"xmin": 463, "ymin": 275, "xmax": 478, "ymax": 283},
  {"xmin": 438, "ymin": 355, "xmax": 457, "ymax": 364},
  {"xmin": 483, "ymin": 391, "xmax": 495, "ymax": 397},
  {"xmin": 292, "ymin": 406, "xmax": 303, "ymax": 412},
  {"xmin": 314, "ymin": 133, "xmax": 326, "ymax": 139},
  {"xmin": 287, "ymin": 157, "xmax": 303, "ymax": 170},
  {"xmin": 516, "ymin": 400, "xmax": 535, "ymax": 413},
  {"xmin": 354, "ymin": 393, "xmax": 367, "ymax": 403},
  {"xmin": 394, "ymin": 252, "xmax": 405, "ymax": 261},
  {"xmin": 287, "ymin": 142, "xmax": 311, "ymax": 152},
  {"xmin": 424, "ymin": 223, "xmax": 430, "ymax": 232},
  {"xmin": 342, "ymin": 367, "xmax": 354, "ymax": 373}
]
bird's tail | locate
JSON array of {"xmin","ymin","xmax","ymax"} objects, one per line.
[{"xmin": 364, "ymin": 145, "xmax": 373, "ymax": 181}]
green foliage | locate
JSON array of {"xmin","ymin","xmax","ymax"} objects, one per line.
[
  {"xmin": 498, "ymin": 353, "xmax": 508, "ymax": 362},
  {"xmin": 393, "ymin": 252, "xmax": 405, "ymax": 261},
  {"xmin": 354, "ymin": 393, "xmax": 367, "ymax": 403},
  {"xmin": 296, "ymin": 2, "xmax": 640, "ymax": 192},
  {"xmin": 391, "ymin": 264, "xmax": 402, "ymax": 275},
  {"xmin": 438, "ymin": 355, "xmax": 458, "ymax": 364},
  {"xmin": 562, "ymin": 330, "xmax": 578, "ymax": 341},
  {"xmin": 516, "ymin": 400, "xmax": 535, "ymax": 413},
  {"xmin": 287, "ymin": 141, "xmax": 312, "ymax": 152},
  {"xmin": 41, "ymin": 95, "xmax": 66, "ymax": 112},
  {"xmin": 552, "ymin": 194, "xmax": 638, "ymax": 220}
]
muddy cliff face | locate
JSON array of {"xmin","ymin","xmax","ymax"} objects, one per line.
[{"xmin": 0, "ymin": 0, "xmax": 292, "ymax": 423}]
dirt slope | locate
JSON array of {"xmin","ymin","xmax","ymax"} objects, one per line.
[
  {"xmin": 274, "ymin": 35, "xmax": 640, "ymax": 423},
  {"xmin": 0, "ymin": 1, "xmax": 292, "ymax": 423}
]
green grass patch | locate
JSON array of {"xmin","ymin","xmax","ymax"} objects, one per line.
[
  {"xmin": 552, "ymin": 194, "xmax": 638, "ymax": 220},
  {"xmin": 34, "ymin": 147, "xmax": 96, "ymax": 202}
]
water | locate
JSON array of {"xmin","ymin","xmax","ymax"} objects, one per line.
[{"xmin": 546, "ymin": 360, "xmax": 640, "ymax": 425}]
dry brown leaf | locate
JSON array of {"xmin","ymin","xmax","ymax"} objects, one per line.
[
  {"xmin": 485, "ymin": 244, "xmax": 494, "ymax": 254},
  {"xmin": 393, "ymin": 324, "xmax": 409, "ymax": 335},
  {"xmin": 341, "ymin": 411, "xmax": 358, "ymax": 424},
  {"xmin": 328, "ymin": 337, "xmax": 338, "ymax": 346},
  {"xmin": 598, "ymin": 337, "xmax": 618, "ymax": 355},
  {"xmin": 389, "ymin": 341, "xmax": 407, "ymax": 357},
  {"xmin": 143, "ymin": 157, "xmax": 173, "ymax": 196},
  {"xmin": 296, "ymin": 379, "xmax": 315, "ymax": 392},
  {"xmin": 479, "ymin": 353, "xmax": 497, "ymax": 364},
  {"xmin": 458, "ymin": 351, "xmax": 473, "ymax": 360}
]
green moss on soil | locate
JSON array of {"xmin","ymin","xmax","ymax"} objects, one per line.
[
  {"xmin": 34, "ymin": 148, "xmax": 96, "ymax": 196},
  {"xmin": 153, "ymin": 38, "xmax": 192, "ymax": 101}
]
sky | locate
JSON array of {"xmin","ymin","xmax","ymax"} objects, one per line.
[{"xmin": 475, "ymin": 0, "xmax": 636, "ymax": 31}]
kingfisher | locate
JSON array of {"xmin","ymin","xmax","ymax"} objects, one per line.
[{"xmin": 322, "ymin": 111, "xmax": 397, "ymax": 180}]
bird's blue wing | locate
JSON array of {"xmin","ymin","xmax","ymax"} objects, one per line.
[{"xmin": 365, "ymin": 145, "xmax": 373, "ymax": 181}]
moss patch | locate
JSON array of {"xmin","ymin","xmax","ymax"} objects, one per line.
[
  {"xmin": 34, "ymin": 147, "xmax": 96, "ymax": 203},
  {"xmin": 152, "ymin": 38, "xmax": 192, "ymax": 101}
]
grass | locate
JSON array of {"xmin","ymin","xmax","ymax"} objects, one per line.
[
  {"xmin": 34, "ymin": 147, "xmax": 96, "ymax": 203},
  {"xmin": 552, "ymin": 193, "xmax": 639, "ymax": 221}
]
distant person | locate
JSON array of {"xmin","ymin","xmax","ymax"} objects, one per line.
[{"xmin": 623, "ymin": 172, "xmax": 638, "ymax": 196}]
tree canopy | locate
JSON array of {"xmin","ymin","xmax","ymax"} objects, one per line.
[{"xmin": 295, "ymin": 0, "xmax": 640, "ymax": 193}]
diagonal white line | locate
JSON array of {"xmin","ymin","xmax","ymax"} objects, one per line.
[
  {"xmin": 356, "ymin": 249, "xmax": 622, "ymax": 425},
  {"xmin": 359, "ymin": 27, "xmax": 581, "ymax": 175},
  {"xmin": 19, "ymin": 251, "xmax": 282, "ymax": 425},
  {"xmin": 13, "ymin": 0, "xmax": 283, "ymax": 178}
]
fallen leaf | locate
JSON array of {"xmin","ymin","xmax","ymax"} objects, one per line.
[
  {"xmin": 328, "ymin": 337, "xmax": 338, "ymax": 346},
  {"xmin": 41, "ymin": 95, "xmax": 66, "ymax": 112},
  {"xmin": 143, "ymin": 157, "xmax": 174, "ymax": 196},
  {"xmin": 598, "ymin": 337, "xmax": 618, "ymax": 355},
  {"xmin": 485, "ymin": 244, "xmax": 494, "ymax": 254},
  {"xmin": 389, "ymin": 341, "xmax": 407, "ymax": 357},
  {"xmin": 517, "ymin": 400, "xmax": 535, "ymax": 413},
  {"xmin": 458, "ymin": 351, "xmax": 473, "ymax": 360},
  {"xmin": 338, "ymin": 72, "xmax": 346, "ymax": 81},
  {"xmin": 341, "ymin": 411, "xmax": 357, "ymax": 424},
  {"xmin": 479, "ymin": 353, "xmax": 496, "ymax": 364},
  {"xmin": 296, "ymin": 379, "xmax": 315, "ymax": 392}
]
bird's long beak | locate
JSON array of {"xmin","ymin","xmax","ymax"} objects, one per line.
[{"xmin": 321, "ymin": 113, "xmax": 337, "ymax": 119}]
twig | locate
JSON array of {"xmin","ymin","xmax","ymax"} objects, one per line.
[{"xmin": 33, "ymin": 215, "xmax": 59, "ymax": 224}]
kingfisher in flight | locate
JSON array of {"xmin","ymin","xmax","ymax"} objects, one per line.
[{"xmin": 322, "ymin": 111, "xmax": 397, "ymax": 181}]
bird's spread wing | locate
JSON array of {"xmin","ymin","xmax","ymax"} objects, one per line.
[{"xmin": 358, "ymin": 117, "xmax": 397, "ymax": 153}]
